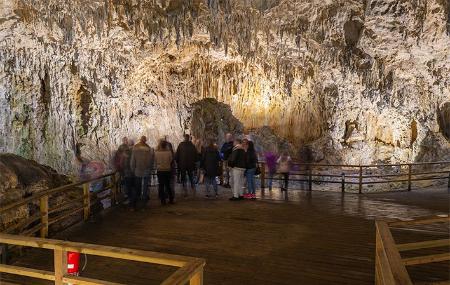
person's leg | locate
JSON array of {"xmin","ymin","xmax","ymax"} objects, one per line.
[
  {"xmin": 188, "ymin": 169, "xmax": 195, "ymax": 190},
  {"xmin": 157, "ymin": 172, "xmax": 166, "ymax": 205},
  {"xmin": 231, "ymin": 168, "xmax": 239, "ymax": 198},
  {"xmin": 180, "ymin": 168, "xmax": 187, "ymax": 188},
  {"xmin": 284, "ymin": 173, "xmax": 289, "ymax": 190},
  {"xmin": 238, "ymin": 169, "xmax": 245, "ymax": 198},
  {"xmin": 268, "ymin": 172, "xmax": 273, "ymax": 190},
  {"xmin": 219, "ymin": 161, "xmax": 224, "ymax": 185},
  {"xmin": 212, "ymin": 176, "xmax": 218, "ymax": 196},
  {"xmin": 249, "ymin": 168, "xmax": 256, "ymax": 195},
  {"xmin": 164, "ymin": 172, "xmax": 174, "ymax": 203},
  {"xmin": 142, "ymin": 176, "xmax": 150, "ymax": 204},
  {"xmin": 130, "ymin": 177, "xmax": 139, "ymax": 209},
  {"xmin": 224, "ymin": 161, "xmax": 230, "ymax": 186},
  {"xmin": 205, "ymin": 176, "xmax": 211, "ymax": 196}
]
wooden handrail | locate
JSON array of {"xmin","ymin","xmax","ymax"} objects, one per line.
[
  {"xmin": 0, "ymin": 172, "xmax": 116, "ymax": 214},
  {"xmin": 375, "ymin": 216, "xmax": 450, "ymax": 285},
  {"xmin": 0, "ymin": 233, "xmax": 205, "ymax": 285},
  {"xmin": 375, "ymin": 221, "xmax": 413, "ymax": 285}
]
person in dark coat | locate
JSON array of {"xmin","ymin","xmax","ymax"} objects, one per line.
[
  {"xmin": 201, "ymin": 140, "xmax": 221, "ymax": 198},
  {"xmin": 175, "ymin": 134, "xmax": 198, "ymax": 196}
]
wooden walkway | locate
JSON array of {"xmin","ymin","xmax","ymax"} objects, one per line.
[{"xmin": 3, "ymin": 186, "xmax": 449, "ymax": 285}]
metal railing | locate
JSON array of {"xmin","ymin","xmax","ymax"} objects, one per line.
[
  {"xmin": 375, "ymin": 216, "xmax": 450, "ymax": 285},
  {"xmin": 258, "ymin": 161, "xmax": 450, "ymax": 193},
  {"xmin": 0, "ymin": 233, "xmax": 205, "ymax": 285}
]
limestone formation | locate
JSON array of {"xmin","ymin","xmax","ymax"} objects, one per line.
[
  {"xmin": 0, "ymin": 153, "xmax": 69, "ymax": 232},
  {"xmin": 0, "ymin": 0, "xmax": 449, "ymax": 174}
]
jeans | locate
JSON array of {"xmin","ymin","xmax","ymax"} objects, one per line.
[
  {"xmin": 157, "ymin": 171, "xmax": 173, "ymax": 204},
  {"xmin": 131, "ymin": 176, "xmax": 150, "ymax": 209},
  {"xmin": 245, "ymin": 168, "xmax": 256, "ymax": 194},
  {"xmin": 121, "ymin": 176, "xmax": 134, "ymax": 198},
  {"xmin": 231, "ymin": 168, "xmax": 245, "ymax": 198},
  {"xmin": 205, "ymin": 176, "xmax": 218, "ymax": 195},
  {"xmin": 180, "ymin": 168, "xmax": 195, "ymax": 189}
]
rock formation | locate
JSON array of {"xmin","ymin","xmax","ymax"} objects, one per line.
[
  {"xmin": 0, "ymin": 153, "xmax": 69, "ymax": 232},
  {"xmin": 0, "ymin": 0, "xmax": 449, "ymax": 174}
]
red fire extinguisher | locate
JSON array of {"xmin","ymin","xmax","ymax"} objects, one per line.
[{"xmin": 67, "ymin": 252, "xmax": 80, "ymax": 276}]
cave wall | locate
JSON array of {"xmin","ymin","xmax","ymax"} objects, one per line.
[{"xmin": 0, "ymin": 0, "xmax": 449, "ymax": 174}]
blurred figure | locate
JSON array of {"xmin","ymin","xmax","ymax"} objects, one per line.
[
  {"xmin": 201, "ymin": 140, "xmax": 221, "ymax": 198},
  {"xmin": 155, "ymin": 140, "xmax": 174, "ymax": 205},
  {"xmin": 220, "ymin": 133, "xmax": 234, "ymax": 188},
  {"xmin": 243, "ymin": 139, "xmax": 258, "ymax": 200},
  {"xmin": 130, "ymin": 136, "xmax": 154, "ymax": 211},
  {"xmin": 277, "ymin": 152, "xmax": 292, "ymax": 192},
  {"xmin": 175, "ymin": 134, "xmax": 198, "ymax": 197},
  {"xmin": 228, "ymin": 138, "xmax": 246, "ymax": 201},
  {"xmin": 264, "ymin": 148, "xmax": 278, "ymax": 191},
  {"xmin": 114, "ymin": 137, "xmax": 134, "ymax": 200}
]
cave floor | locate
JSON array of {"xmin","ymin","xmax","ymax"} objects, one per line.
[{"xmin": 4, "ymin": 185, "xmax": 450, "ymax": 285}]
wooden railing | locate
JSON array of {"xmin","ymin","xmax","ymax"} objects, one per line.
[
  {"xmin": 0, "ymin": 172, "xmax": 119, "ymax": 238},
  {"xmin": 258, "ymin": 161, "xmax": 450, "ymax": 193},
  {"xmin": 0, "ymin": 233, "xmax": 205, "ymax": 285},
  {"xmin": 0, "ymin": 173, "xmax": 206, "ymax": 284},
  {"xmin": 375, "ymin": 216, "xmax": 450, "ymax": 285}
]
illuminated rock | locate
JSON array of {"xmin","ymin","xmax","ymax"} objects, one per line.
[{"xmin": 0, "ymin": 0, "xmax": 449, "ymax": 173}]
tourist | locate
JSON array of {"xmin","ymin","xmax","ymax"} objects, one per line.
[
  {"xmin": 201, "ymin": 140, "xmax": 221, "ymax": 198},
  {"xmin": 162, "ymin": 136, "xmax": 177, "ymax": 193},
  {"xmin": 220, "ymin": 133, "xmax": 234, "ymax": 188},
  {"xmin": 277, "ymin": 152, "xmax": 292, "ymax": 191},
  {"xmin": 264, "ymin": 149, "xmax": 278, "ymax": 191},
  {"xmin": 155, "ymin": 140, "xmax": 174, "ymax": 205},
  {"xmin": 175, "ymin": 134, "xmax": 198, "ymax": 197},
  {"xmin": 243, "ymin": 139, "xmax": 258, "ymax": 200},
  {"xmin": 228, "ymin": 138, "xmax": 246, "ymax": 201},
  {"xmin": 114, "ymin": 137, "xmax": 134, "ymax": 199},
  {"xmin": 130, "ymin": 136, "xmax": 154, "ymax": 210}
]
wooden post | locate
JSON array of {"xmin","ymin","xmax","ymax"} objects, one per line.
[
  {"xmin": 83, "ymin": 183, "xmax": 90, "ymax": 221},
  {"xmin": 407, "ymin": 164, "xmax": 412, "ymax": 191},
  {"xmin": 359, "ymin": 166, "xmax": 363, "ymax": 194},
  {"xmin": 308, "ymin": 166, "xmax": 312, "ymax": 191},
  {"xmin": 190, "ymin": 270, "xmax": 204, "ymax": 285},
  {"xmin": 260, "ymin": 162, "xmax": 266, "ymax": 189},
  {"xmin": 54, "ymin": 248, "xmax": 67, "ymax": 285},
  {"xmin": 40, "ymin": 195, "xmax": 49, "ymax": 238},
  {"xmin": 341, "ymin": 173, "xmax": 345, "ymax": 193}
]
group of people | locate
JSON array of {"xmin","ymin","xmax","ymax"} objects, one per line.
[{"xmin": 114, "ymin": 132, "xmax": 295, "ymax": 210}]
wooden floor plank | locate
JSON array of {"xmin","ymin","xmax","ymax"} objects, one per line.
[{"xmin": 3, "ymin": 186, "xmax": 449, "ymax": 285}]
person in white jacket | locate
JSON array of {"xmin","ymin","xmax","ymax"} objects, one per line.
[{"xmin": 277, "ymin": 152, "xmax": 292, "ymax": 191}]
